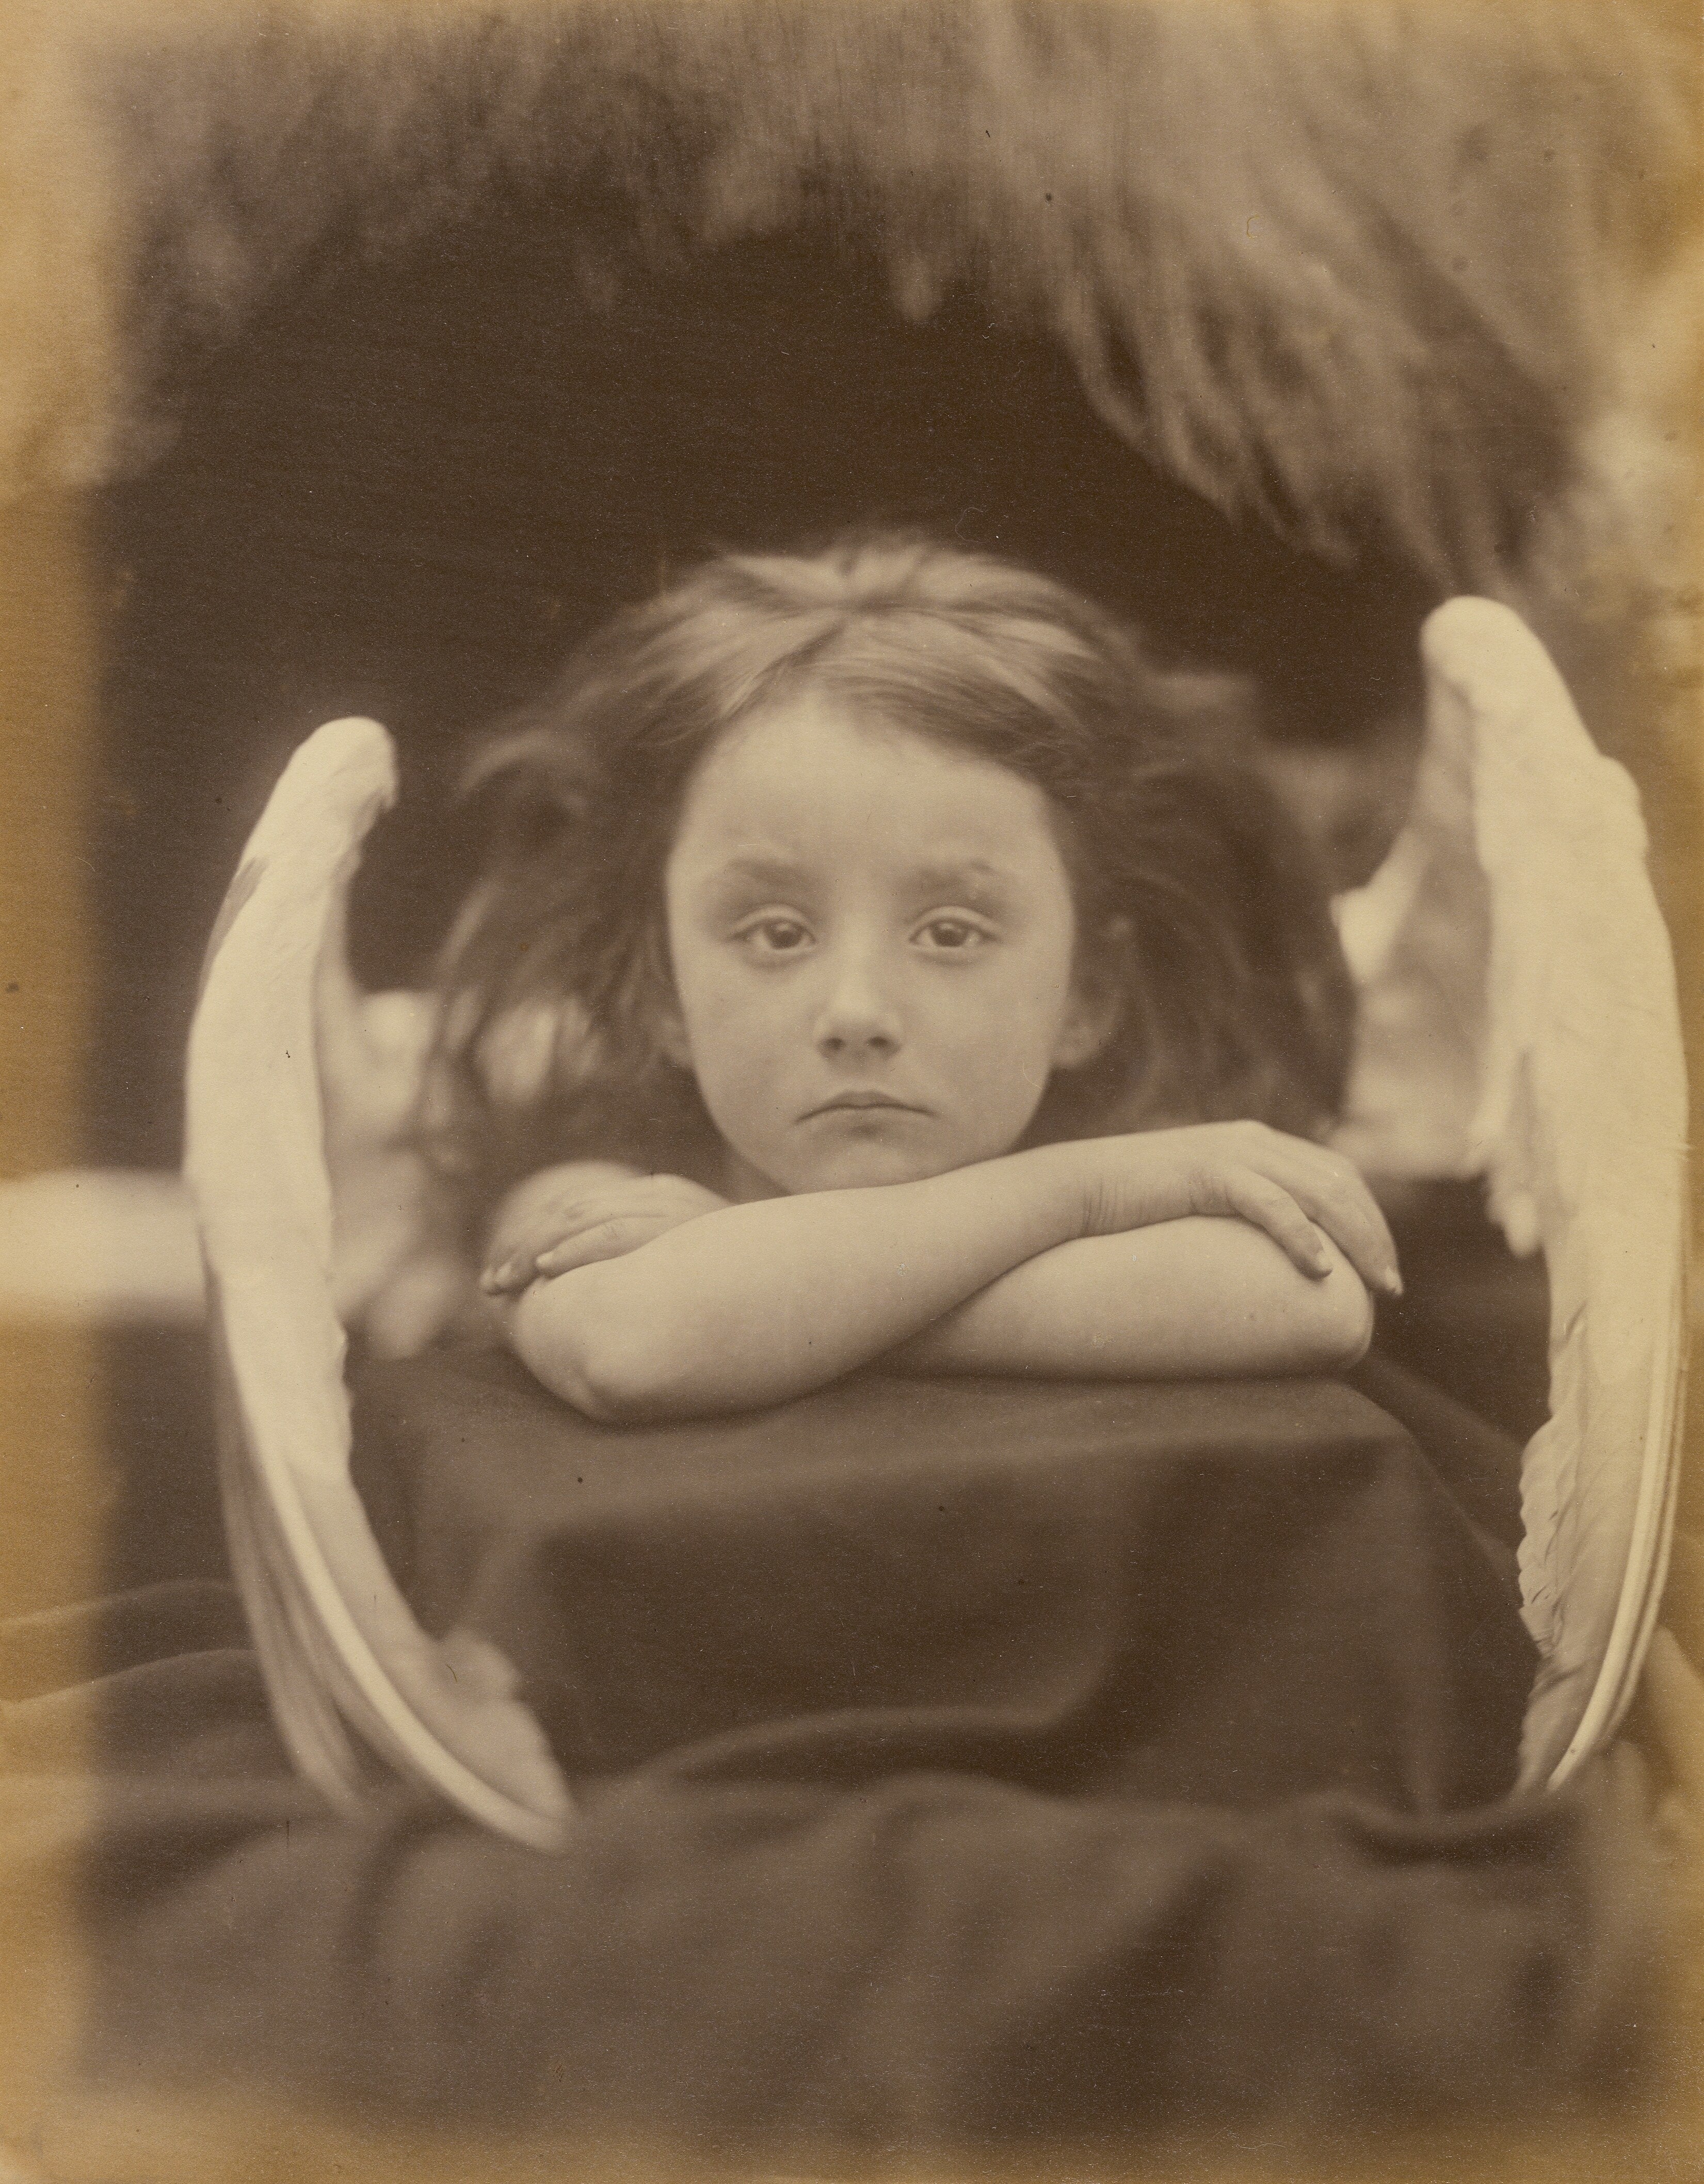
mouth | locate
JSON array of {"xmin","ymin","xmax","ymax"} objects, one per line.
[{"xmin": 800, "ymin": 1092, "xmax": 929, "ymax": 1122}]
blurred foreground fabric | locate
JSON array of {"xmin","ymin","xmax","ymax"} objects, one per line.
[
  {"xmin": 0, "ymin": 1352, "xmax": 1683, "ymax": 2170},
  {"xmin": 0, "ymin": 1575, "xmax": 1669, "ymax": 2162}
]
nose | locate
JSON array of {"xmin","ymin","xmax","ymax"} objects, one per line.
[{"xmin": 812, "ymin": 945, "xmax": 904, "ymax": 1059}]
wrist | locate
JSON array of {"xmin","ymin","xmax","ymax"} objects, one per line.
[
  {"xmin": 1048, "ymin": 1128, "xmax": 1195, "ymax": 1242},
  {"xmin": 1010, "ymin": 1138, "xmax": 1107, "ymax": 1247}
]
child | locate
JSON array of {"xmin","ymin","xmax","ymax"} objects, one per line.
[{"xmin": 430, "ymin": 534, "xmax": 1400, "ymax": 1421}]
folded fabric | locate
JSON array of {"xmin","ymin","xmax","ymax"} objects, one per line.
[
  {"xmin": 0, "ymin": 1581, "xmax": 1664, "ymax": 2158},
  {"xmin": 351, "ymin": 1351, "xmax": 1534, "ymax": 1813},
  {"xmin": 1, "ymin": 1368, "xmax": 1664, "ymax": 2158}
]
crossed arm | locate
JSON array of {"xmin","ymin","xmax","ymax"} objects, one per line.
[
  {"xmin": 485, "ymin": 1127, "xmax": 1393, "ymax": 1424},
  {"xmin": 314, "ymin": 966, "xmax": 1389, "ymax": 1412}
]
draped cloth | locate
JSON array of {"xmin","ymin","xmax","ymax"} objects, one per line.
[
  {"xmin": 0, "ymin": 1359, "xmax": 1668, "ymax": 2159},
  {"xmin": 349, "ymin": 1351, "xmax": 1531, "ymax": 1813}
]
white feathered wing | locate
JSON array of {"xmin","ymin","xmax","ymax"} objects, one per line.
[{"xmin": 1339, "ymin": 597, "xmax": 1688, "ymax": 1788}]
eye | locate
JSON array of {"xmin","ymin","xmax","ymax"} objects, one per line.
[
  {"xmin": 734, "ymin": 914, "xmax": 814, "ymax": 957},
  {"xmin": 913, "ymin": 915, "xmax": 991, "ymax": 953}
]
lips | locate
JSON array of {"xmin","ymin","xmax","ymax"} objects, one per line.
[{"xmin": 800, "ymin": 1092, "xmax": 929, "ymax": 1121}]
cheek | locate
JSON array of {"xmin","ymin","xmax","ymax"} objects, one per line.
[
  {"xmin": 672, "ymin": 959, "xmax": 797, "ymax": 1092},
  {"xmin": 970, "ymin": 937, "xmax": 1079, "ymax": 1055},
  {"xmin": 925, "ymin": 966, "xmax": 1076, "ymax": 1134}
]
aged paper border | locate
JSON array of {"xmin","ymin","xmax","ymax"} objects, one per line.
[{"xmin": 1, "ymin": 1, "xmax": 1698, "ymax": 2178}]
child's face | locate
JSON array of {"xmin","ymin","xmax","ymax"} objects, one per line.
[{"xmin": 661, "ymin": 693, "xmax": 1106, "ymax": 1197}]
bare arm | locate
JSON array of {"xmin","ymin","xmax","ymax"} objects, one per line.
[
  {"xmin": 890, "ymin": 1219, "xmax": 1373, "ymax": 1381},
  {"xmin": 503, "ymin": 1141, "xmax": 1088, "ymax": 1421},
  {"xmin": 499, "ymin": 1126, "xmax": 1393, "ymax": 1422}
]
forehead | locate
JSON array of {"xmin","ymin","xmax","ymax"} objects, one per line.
[{"xmin": 669, "ymin": 693, "xmax": 1067, "ymax": 873}]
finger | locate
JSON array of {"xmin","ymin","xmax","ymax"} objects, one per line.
[
  {"xmin": 1239, "ymin": 1145, "xmax": 1401, "ymax": 1295},
  {"xmin": 482, "ymin": 1198, "xmax": 610, "ymax": 1279},
  {"xmin": 482, "ymin": 1181, "xmax": 722, "ymax": 1290},
  {"xmin": 1284, "ymin": 1164, "xmax": 1401, "ymax": 1296},
  {"xmin": 1308, "ymin": 1151, "xmax": 1398, "ymax": 1269},
  {"xmin": 1215, "ymin": 1173, "xmax": 1334, "ymax": 1279},
  {"xmin": 479, "ymin": 1215, "xmax": 656, "ymax": 1291},
  {"xmin": 534, "ymin": 1218, "xmax": 658, "ymax": 1274},
  {"xmin": 533, "ymin": 1187, "xmax": 722, "ymax": 1257}
]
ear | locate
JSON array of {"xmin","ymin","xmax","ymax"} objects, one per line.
[
  {"xmin": 654, "ymin": 993, "xmax": 694, "ymax": 1070},
  {"xmin": 1051, "ymin": 978, "xmax": 1121, "ymax": 1072},
  {"xmin": 642, "ymin": 917, "xmax": 695, "ymax": 1070},
  {"xmin": 1052, "ymin": 916, "xmax": 1130, "ymax": 1072}
]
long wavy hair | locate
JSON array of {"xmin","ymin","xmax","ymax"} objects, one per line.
[{"xmin": 429, "ymin": 533, "xmax": 1355, "ymax": 1210}]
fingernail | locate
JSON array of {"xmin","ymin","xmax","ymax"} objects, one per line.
[{"xmin": 1386, "ymin": 1269, "xmax": 1404, "ymax": 1297}]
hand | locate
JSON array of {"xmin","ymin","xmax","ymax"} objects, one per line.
[
  {"xmin": 481, "ymin": 1168, "xmax": 729, "ymax": 1296},
  {"xmin": 1075, "ymin": 1122, "xmax": 1402, "ymax": 1297}
]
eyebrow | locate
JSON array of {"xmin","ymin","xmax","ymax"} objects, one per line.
[
  {"xmin": 903, "ymin": 858, "xmax": 1010, "ymax": 897},
  {"xmin": 708, "ymin": 854, "xmax": 813, "ymax": 890},
  {"xmin": 706, "ymin": 853, "xmax": 1014, "ymax": 895}
]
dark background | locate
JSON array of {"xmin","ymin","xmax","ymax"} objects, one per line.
[
  {"xmin": 89, "ymin": 187, "xmax": 1518, "ymax": 1607},
  {"xmin": 93, "ymin": 190, "xmax": 1436, "ymax": 1176}
]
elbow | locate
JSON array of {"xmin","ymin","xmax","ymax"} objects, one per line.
[
  {"xmin": 1299, "ymin": 1256, "xmax": 1375, "ymax": 1372},
  {"xmin": 553, "ymin": 1330, "xmax": 684, "ymax": 1426},
  {"xmin": 549, "ymin": 1354, "xmax": 661, "ymax": 1427},
  {"xmin": 509, "ymin": 1281, "xmax": 681, "ymax": 1425}
]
